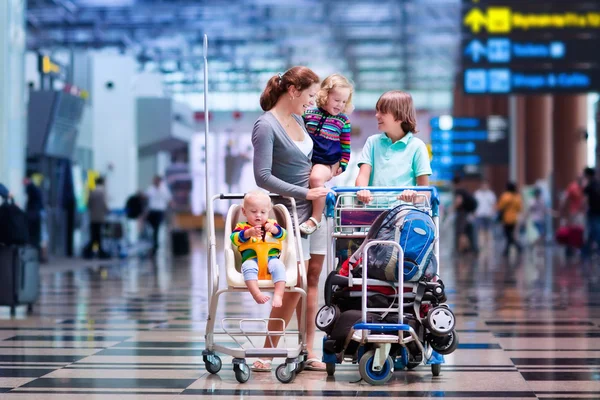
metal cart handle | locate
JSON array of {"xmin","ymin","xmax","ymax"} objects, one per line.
[{"xmin": 326, "ymin": 186, "xmax": 440, "ymax": 217}]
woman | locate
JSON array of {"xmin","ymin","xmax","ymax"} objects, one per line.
[
  {"xmin": 251, "ymin": 66, "xmax": 330, "ymax": 372},
  {"xmin": 497, "ymin": 182, "xmax": 523, "ymax": 256}
]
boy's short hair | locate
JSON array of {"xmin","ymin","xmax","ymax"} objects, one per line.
[
  {"xmin": 376, "ymin": 90, "xmax": 418, "ymax": 134},
  {"xmin": 243, "ymin": 190, "xmax": 272, "ymax": 208},
  {"xmin": 316, "ymin": 73, "xmax": 354, "ymax": 114}
]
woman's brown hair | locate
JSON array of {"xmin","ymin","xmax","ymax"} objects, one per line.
[
  {"xmin": 376, "ymin": 90, "xmax": 419, "ymax": 134},
  {"xmin": 259, "ymin": 66, "xmax": 320, "ymax": 111}
]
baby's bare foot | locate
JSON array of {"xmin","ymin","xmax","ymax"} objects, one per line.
[
  {"xmin": 252, "ymin": 292, "xmax": 270, "ymax": 304},
  {"xmin": 272, "ymin": 293, "xmax": 283, "ymax": 308}
]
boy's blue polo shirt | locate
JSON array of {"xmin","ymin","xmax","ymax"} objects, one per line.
[{"xmin": 357, "ymin": 132, "xmax": 432, "ymax": 187}]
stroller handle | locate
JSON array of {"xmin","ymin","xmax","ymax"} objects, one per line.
[{"xmin": 218, "ymin": 193, "xmax": 289, "ymax": 200}]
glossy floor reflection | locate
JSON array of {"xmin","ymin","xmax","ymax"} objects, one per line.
[{"xmin": 1, "ymin": 233, "xmax": 600, "ymax": 399}]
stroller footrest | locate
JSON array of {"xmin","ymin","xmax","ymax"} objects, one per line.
[
  {"xmin": 245, "ymin": 348, "xmax": 289, "ymax": 357},
  {"xmin": 353, "ymin": 323, "xmax": 411, "ymax": 332}
]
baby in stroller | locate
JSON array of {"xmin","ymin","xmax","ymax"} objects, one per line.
[{"xmin": 316, "ymin": 200, "xmax": 459, "ymax": 384}]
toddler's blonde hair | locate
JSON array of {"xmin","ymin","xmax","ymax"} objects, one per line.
[{"xmin": 316, "ymin": 73, "xmax": 354, "ymax": 114}]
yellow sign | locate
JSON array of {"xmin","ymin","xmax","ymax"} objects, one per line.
[
  {"xmin": 42, "ymin": 56, "xmax": 61, "ymax": 75},
  {"xmin": 464, "ymin": 7, "xmax": 600, "ymax": 33}
]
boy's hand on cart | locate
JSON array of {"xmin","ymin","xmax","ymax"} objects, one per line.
[
  {"xmin": 357, "ymin": 189, "xmax": 373, "ymax": 204},
  {"xmin": 307, "ymin": 187, "xmax": 331, "ymax": 200},
  {"xmin": 264, "ymin": 222, "xmax": 279, "ymax": 235},
  {"xmin": 398, "ymin": 189, "xmax": 418, "ymax": 203}
]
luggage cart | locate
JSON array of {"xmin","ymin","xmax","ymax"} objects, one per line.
[{"xmin": 318, "ymin": 186, "xmax": 456, "ymax": 384}]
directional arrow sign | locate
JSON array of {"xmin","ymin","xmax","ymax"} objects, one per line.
[
  {"xmin": 463, "ymin": 8, "xmax": 487, "ymax": 34},
  {"xmin": 465, "ymin": 39, "xmax": 487, "ymax": 62}
]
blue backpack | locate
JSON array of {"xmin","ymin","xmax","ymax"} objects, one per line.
[{"xmin": 348, "ymin": 204, "xmax": 437, "ymax": 282}]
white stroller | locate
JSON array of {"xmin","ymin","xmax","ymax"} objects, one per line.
[{"xmin": 202, "ymin": 193, "xmax": 309, "ymax": 384}]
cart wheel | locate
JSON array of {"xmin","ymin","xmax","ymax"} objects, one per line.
[
  {"xmin": 316, "ymin": 305, "xmax": 339, "ymax": 333},
  {"xmin": 406, "ymin": 360, "xmax": 421, "ymax": 370},
  {"xmin": 275, "ymin": 363, "xmax": 296, "ymax": 384},
  {"xmin": 204, "ymin": 355, "xmax": 222, "ymax": 374},
  {"xmin": 234, "ymin": 363, "xmax": 250, "ymax": 383},
  {"xmin": 431, "ymin": 363, "xmax": 441, "ymax": 377},
  {"xmin": 326, "ymin": 362, "xmax": 336, "ymax": 376},
  {"xmin": 430, "ymin": 330, "xmax": 459, "ymax": 355},
  {"xmin": 358, "ymin": 350, "xmax": 394, "ymax": 386},
  {"xmin": 427, "ymin": 307, "xmax": 456, "ymax": 336}
]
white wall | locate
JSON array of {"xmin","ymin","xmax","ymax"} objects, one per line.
[{"xmin": 90, "ymin": 52, "xmax": 137, "ymax": 209}]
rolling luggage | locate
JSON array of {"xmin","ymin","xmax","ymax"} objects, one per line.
[
  {"xmin": 171, "ymin": 230, "xmax": 190, "ymax": 257},
  {"xmin": 0, "ymin": 245, "xmax": 40, "ymax": 316}
]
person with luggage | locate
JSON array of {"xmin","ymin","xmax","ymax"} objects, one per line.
[
  {"xmin": 582, "ymin": 167, "xmax": 600, "ymax": 260},
  {"xmin": 355, "ymin": 90, "xmax": 432, "ymax": 203},
  {"xmin": 451, "ymin": 176, "xmax": 478, "ymax": 254},
  {"xmin": 474, "ymin": 180, "xmax": 497, "ymax": 251},
  {"xmin": 145, "ymin": 175, "xmax": 173, "ymax": 256},
  {"xmin": 83, "ymin": 177, "xmax": 110, "ymax": 259},
  {"xmin": 23, "ymin": 176, "xmax": 44, "ymax": 254},
  {"xmin": 497, "ymin": 182, "xmax": 523, "ymax": 257},
  {"xmin": 299, "ymin": 73, "xmax": 354, "ymax": 235},
  {"xmin": 230, "ymin": 191, "xmax": 287, "ymax": 307}
]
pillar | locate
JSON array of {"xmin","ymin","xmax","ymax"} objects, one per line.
[
  {"xmin": 552, "ymin": 95, "xmax": 588, "ymax": 195},
  {"xmin": 513, "ymin": 96, "xmax": 527, "ymax": 188},
  {"xmin": 0, "ymin": 0, "xmax": 26, "ymax": 203},
  {"xmin": 524, "ymin": 95, "xmax": 553, "ymax": 185}
]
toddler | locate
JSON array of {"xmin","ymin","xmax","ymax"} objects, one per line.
[
  {"xmin": 300, "ymin": 73, "xmax": 354, "ymax": 234},
  {"xmin": 231, "ymin": 191, "xmax": 287, "ymax": 307}
]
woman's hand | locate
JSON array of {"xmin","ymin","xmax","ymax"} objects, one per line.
[
  {"xmin": 398, "ymin": 189, "xmax": 418, "ymax": 203},
  {"xmin": 357, "ymin": 189, "xmax": 373, "ymax": 204},
  {"xmin": 306, "ymin": 187, "xmax": 331, "ymax": 200}
]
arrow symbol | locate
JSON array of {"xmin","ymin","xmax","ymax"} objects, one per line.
[
  {"xmin": 465, "ymin": 39, "xmax": 487, "ymax": 62},
  {"xmin": 464, "ymin": 8, "xmax": 487, "ymax": 34}
]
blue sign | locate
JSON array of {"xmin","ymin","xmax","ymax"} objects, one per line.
[{"xmin": 429, "ymin": 116, "xmax": 509, "ymax": 182}]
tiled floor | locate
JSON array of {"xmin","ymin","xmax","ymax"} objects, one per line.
[{"xmin": 1, "ymin": 233, "xmax": 599, "ymax": 399}]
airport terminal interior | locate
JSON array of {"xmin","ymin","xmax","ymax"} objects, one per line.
[{"xmin": 0, "ymin": 0, "xmax": 600, "ymax": 399}]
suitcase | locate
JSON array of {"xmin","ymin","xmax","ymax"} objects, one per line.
[
  {"xmin": 0, "ymin": 246, "xmax": 40, "ymax": 316},
  {"xmin": 171, "ymin": 230, "xmax": 190, "ymax": 257},
  {"xmin": 555, "ymin": 225, "xmax": 584, "ymax": 249}
]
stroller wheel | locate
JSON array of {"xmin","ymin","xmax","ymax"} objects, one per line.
[
  {"xmin": 426, "ymin": 306, "xmax": 456, "ymax": 336},
  {"xmin": 204, "ymin": 355, "xmax": 222, "ymax": 374},
  {"xmin": 275, "ymin": 363, "xmax": 296, "ymax": 384},
  {"xmin": 359, "ymin": 350, "xmax": 394, "ymax": 386},
  {"xmin": 430, "ymin": 330, "xmax": 459, "ymax": 355},
  {"xmin": 316, "ymin": 305, "xmax": 339, "ymax": 333},
  {"xmin": 233, "ymin": 362, "xmax": 250, "ymax": 383}
]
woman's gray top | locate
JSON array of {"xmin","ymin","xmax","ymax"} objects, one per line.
[{"xmin": 252, "ymin": 111, "xmax": 313, "ymax": 223}]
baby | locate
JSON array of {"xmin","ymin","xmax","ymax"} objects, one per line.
[
  {"xmin": 230, "ymin": 191, "xmax": 287, "ymax": 307},
  {"xmin": 300, "ymin": 73, "xmax": 354, "ymax": 235}
]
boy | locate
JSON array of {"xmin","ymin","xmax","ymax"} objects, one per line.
[{"xmin": 355, "ymin": 90, "xmax": 432, "ymax": 203}]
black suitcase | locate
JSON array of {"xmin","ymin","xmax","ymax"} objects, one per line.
[
  {"xmin": 171, "ymin": 230, "xmax": 190, "ymax": 257},
  {"xmin": 0, "ymin": 246, "xmax": 40, "ymax": 316}
]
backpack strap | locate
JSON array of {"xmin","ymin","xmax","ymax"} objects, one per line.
[{"xmin": 413, "ymin": 280, "xmax": 427, "ymax": 321}]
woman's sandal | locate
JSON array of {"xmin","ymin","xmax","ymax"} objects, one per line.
[
  {"xmin": 251, "ymin": 359, "xmax": 272, "ymax": 372},
  {"xmin": 299, "ymin": 217, "xmax": 321, "ymax": 235}
]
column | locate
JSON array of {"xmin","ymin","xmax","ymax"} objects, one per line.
[
  {"xmin": 552, "ymin": 95, "xmax": 588, "ymax": 195},
  {"xmin": 524, "ymin": 95, "xmax": 553, "ymax": 185},
  {"xmin": 0, "ymin": 0, "xmax": 26, "ymax": 203}
]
